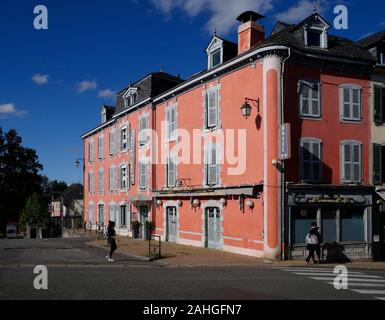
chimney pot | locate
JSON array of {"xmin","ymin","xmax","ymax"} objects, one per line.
[{"xmin": 237, "ymin": 11, "xmax": 265, "ymax": 55}]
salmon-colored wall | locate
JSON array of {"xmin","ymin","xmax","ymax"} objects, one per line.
[
  {"xmin": 84, "ymin": 104, "xmax": 153, "ymax": 226},
  {"xmin": 284, "ymin": 65, "xmax": 372, "ymax": 184}
]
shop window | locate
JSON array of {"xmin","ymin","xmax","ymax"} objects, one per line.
[
  {"xmin": 341, "ymin": 208, "xmax": 365, "ymax": 242},
  {"xmin": 291, "ymin": 208, "xmax": 317, "ymax": 244},
  {"xmin": 321, "ymin": 208, "xmax": 337, "ymax": 243}
]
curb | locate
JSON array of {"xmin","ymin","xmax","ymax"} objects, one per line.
[{"xmin": 86, "ymin": 241, "xmax": 151, "ymax": 263}]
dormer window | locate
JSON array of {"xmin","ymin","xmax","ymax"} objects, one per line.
[
  {"xmin": 305, "ymin": 27, "xmax": 328, "ymax": 49},
  {"xmin": 123, "ymin": 87, "xmax": 138, "ymax": 108},
  {"xmin": 303, "ymin": 14, "xmax": 330, "ymax": 50},
  {"xmin": 378, "ymin": 47, "xmax": 385, "ymax": 65},
  {"xmin": 206, "ymin": 36, "xmax": 224, "ymax": 70},
  {"xmin": 101, "ymin": 108, "xmax": 107, "ymax": 124}
]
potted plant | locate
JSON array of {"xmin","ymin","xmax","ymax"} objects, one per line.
[
  {"xmin": 144, "ymin": 220, "xmax": 156, "ymax": 241},
  {"xmin": 131, "ymin": 220, "xmax": 142, "ymax": 239}
]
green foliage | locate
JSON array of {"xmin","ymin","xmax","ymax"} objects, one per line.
[
  {"xmin": 0, "ymin": 128, "xmax": 43, "ymax": 231},
  {"xmin": 131, "ymin": 220, "xmax": 142, "ymax": 229},
  {"xmin": 20, "ymin": 193, "xmax": 49, "ymax": 227},
  {"xmin": 144, "ymin": 220, "xmax": 156, "ymax": 231}
]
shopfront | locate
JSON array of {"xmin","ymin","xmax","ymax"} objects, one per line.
[
  {"xmin": 373, "ymin": 189, "xmax": 385, "ymax": 261},
  {"xmin": 286, "ymin": 185, "xmax": 373, "ymax": 261}
]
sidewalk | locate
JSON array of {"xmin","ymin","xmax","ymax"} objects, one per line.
[
  {"xmin": 80, "ymin": 231, "xmax": 385, "ymax": 270},
  {"xmin": 87, "ymin": 235, "xmax": 265, "ymax": 267}
]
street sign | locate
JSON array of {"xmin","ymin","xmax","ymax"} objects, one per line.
[{"xmin": 279, "ymin": 123, "xmax": 291, "ymax": 160}]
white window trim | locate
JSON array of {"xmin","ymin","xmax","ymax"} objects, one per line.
[
  {"xmin": 139, "ymin": 158, "xmax": 150, "ymax": 190},
  {"xmin": 123, "ymin": 87, "xmax": 138, "ymax": 108},
  {"xmin": 202, "ymin": 84, "xmax": 222, "ymax": 132},
  {"xmin": 88, "ymin": 140, "xmax": 94, "ymax": 163},
  {"xmin": 139, "ymin": 113, "xmax": 150, "ymax": 147},
  {"xmin": 119, "ymin": 125, "xmax": 129, "ymax": 153},
  {"xmin": 340, "ymin": 84, "xmax": 362, "ymax": 122},
  {"xmin": 340, "ymin": 140, "xmax": 363, "ymax": 184},
  {"xmin": 304, "ymin": 26, "xmax": 328, "ymax": 49},
  {"xmin": 101, "ymin": 108, "xmax": 107, "ymax": 124},
  {"xmin": 206, "ymin": 37, "xmax": 224, "ymax": 70},
  {"xmin": 166, "ymin": 153, "xmax": 178, "ymax": 189},
  {"xmin": 98, "ymin": 135, "xmax": 104, "ymax": 160},
  {"xmin": 299, "ymin": 80, "xmax": 321, "ymax": 118},
  {"xmin": 165, "ymin": 104, "xmax": 178, "ymax": 142},
  {"xmin": 98, "ymin": 169, "xmax": 104, "ymax": 193},
  {"xmin": 119, "ymin": 163, "xmax": 129, "ymax": 191},
  {"xmin": 300, "ymin": 138, "xmax": 323, "ymax": 183}
]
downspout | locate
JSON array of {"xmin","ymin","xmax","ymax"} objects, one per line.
[
  {"xmin": 151, "ymin": 102, "xmax": 157, "ymax": 223},
  {"xmin": 280, "ymin": 48, "xmax": 291, "ymax": 260}
]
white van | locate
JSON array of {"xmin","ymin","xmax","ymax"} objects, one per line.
[{"xmin": 6, "ymin": 224, "xmax": 17, "ymax": 239}]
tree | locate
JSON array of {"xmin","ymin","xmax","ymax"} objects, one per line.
[
  {"xmin": 20, "ymin": 193, "xmax": 49, "ymax": 228},
  {"xmin": 0, "ymin": 128, "xmax": 43, "ymax": 231}
]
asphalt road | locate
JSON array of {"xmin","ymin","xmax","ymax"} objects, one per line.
[{"xmin": 1, "ymin": 238, "xmax": 385, "ymax": 300}]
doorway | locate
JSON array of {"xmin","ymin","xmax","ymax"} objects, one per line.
[
  {"xmin": 205, "ymin": 207, "xmax": 222, "ymax": 249},
  {"xmin": 166, "ymin": 206, "xmax": 178, "ymax": 242},
  {"xmin": 139, "ymin": 205, "xmax": 149, "ymax": 239}
]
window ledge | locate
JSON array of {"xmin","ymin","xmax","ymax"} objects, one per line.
[
  {"xmin": 202, "ymin": 125, "xmax": 222, "ymax": 134},
  {"xmin": 340, "ymin": 119, "xmax": 362, "ymax": 124},
  {"xmin": 300, "ymin": 116, "xmax": 322, "ymax": 121}
]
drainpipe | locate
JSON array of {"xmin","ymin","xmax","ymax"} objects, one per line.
[
  {"xmin": 280, "ymin": 48, "xmax": 291, "ymax": 260},
  {"xmin": 151, "ymin": 102, "xmax": 157, "ymax": 224}
]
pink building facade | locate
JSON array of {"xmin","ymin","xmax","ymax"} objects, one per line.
[{"xmin": 82, "ymin": 11, "xmax": 379, "ymax": 260}]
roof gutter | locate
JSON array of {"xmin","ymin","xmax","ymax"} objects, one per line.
[{"xmin": 153, "ymin": 45, "xmax": 290, "ymax": 103}]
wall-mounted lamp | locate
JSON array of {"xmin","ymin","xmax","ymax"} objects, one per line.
[
  {"xmin": 192, "ymin": 199, "xmax": 200, "ymax": 208},
  {"xmin": 156, "ymin": 200, "xmax": 163, "ymax": 208},
  {"xmin": 219, "ymin": 198, "xmax": 227, "ymax": 206},
  {"xmin": 246, "ymin": 200, "xmax": 254, "ymax": 209},
  {"xmin": 241, "ymin": 98, "xmax": 260, "ymax": 119},
  {"xmin": 177, "ymin": 200, "xmax": 183, "ymax": 207}
]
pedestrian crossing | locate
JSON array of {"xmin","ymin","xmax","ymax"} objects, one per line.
[{"xmin": 272, "ymin": 266, "xmax": 385, "ymax": 300}]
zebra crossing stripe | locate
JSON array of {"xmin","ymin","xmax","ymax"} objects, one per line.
[
  {"xmin": 327, "ymin": 282, "xmax": 385, "ymax": 288},
  {"xmin": 352, "ymin": 290, "xmax": 385, "ymax": 295},
  {"xmin": 279, "ymin": 268, "xmax": 364, "ymax": 275},
  {"xmin": 310, "ymin": 277, "xmax": 385, "ymax": 283},
  {"xmin": 294, "ymin": 273, "xmax": 381, "ymax": 279}
]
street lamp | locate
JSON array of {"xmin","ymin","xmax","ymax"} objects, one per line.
[{"xmin": 241, "ymin": 97, "xmax": 260, "ymax": 119}]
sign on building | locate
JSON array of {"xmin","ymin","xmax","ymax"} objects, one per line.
[{"xmin": 279, "ymin": 123, "xmax": 291, "ymax": 160}]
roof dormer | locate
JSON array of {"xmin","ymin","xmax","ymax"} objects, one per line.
[
  {"xmin": 101, "ymin": 105, "xmax": 115, "ymax": 124},
  {"xmin": 206, "ymin": 36, "xmax": 224, "ymax": 70},
  {"xmin": 123, "ymin": 86, "xmax": 138, "ymax": 108},
  {"xmin": 302, "ymin": 13, "xmax": 330, "ymax": 49}
]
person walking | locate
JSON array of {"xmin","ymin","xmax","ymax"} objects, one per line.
[
  {"xmin": 106, "ymin": 221, "xmax": 117, "ymax": 263},
  {"xmin": 305, "ymin": 222, "xmax": 322, "ymax": 264}
]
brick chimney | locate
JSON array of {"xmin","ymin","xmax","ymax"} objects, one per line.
[{"xmin": 237, "ymin": 11, "xmax": 265, "ymax": 55}]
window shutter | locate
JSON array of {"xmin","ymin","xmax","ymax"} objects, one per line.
[
  {"xmin": 127, "ymin": 123, "xmax": 132, "ymax": 150},
  {"xmin": 118, "ymin": 167, "xmax": 122, "ymax": 190},
  {"xmin": 374, "ymin": 86, "xmax": 382, "ymax": 124},
  {"xmin": 146, "ymin": 162, "xmax": 149, "ymax": 189},
  {"xmin": 168, "ymin": 155, "xmax": 176, "ymax": 188},
  {"xmin": 146, "ymin": 114, "xmax": 150, "ymax": 144},
  {"xmin": 208, "ymin": 144, "xmax": 218, "ymax": 185},
  {"xmin": 126, "ymin": 163, "xmax": 130, "ymax": 190},
  {"xmin": 117, "ymin": 128, "xmax": 122, "ymax": 152},
  {"xmin": 353, "ymin": 144, "xmax": 361, "ymax": 182},
  {"xmin": 373, "ymin": 143, "xmax": 382, "ymax": 185},
  {"xmin": 90, "ymin": 142, "xmax": 94, "ymax": 162},
  {"xmin": 312, "ymin": 142, "xmax": 321, "ymax": 182},
  {"xmin": 130, "ymin": 130, "xmax": 136, "ymax": 185},
  {"xmin": 343, "ymin": 144, "xmax": 352, "ymax": 182},
  {"xmin": 166, "ymin": 108, "xmax": 171, "ymax": 140},
  {"xmin": 382, "ymin": 87, "xmax": 385, "ymax": 123},
  {"xmin": 207, "ymin": 90, "xmax": 218, "ymax": 127},
  {"xmin": 204, "ymin": 91, "xmax": 208, "ymax": 128},
  {"xmin": 300, "ymin": 82, "xmax": 310, "ymax": 115},
  {"xmin": 139, "ymin": 162, "xmax": 146, "ymax": 189},
  {"xmin": 170, "ymin": 107, "xmax": 176, "ymax": 140}
]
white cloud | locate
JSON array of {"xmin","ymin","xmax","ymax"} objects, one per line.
[
  {"xmin": 77, "ymin": 80, "xmax": 97, "ymax": 93},
  {"xmin": 150, "ymin": 0, "xmax": 274, "ymax": 35},
  {"xmin": 98, "ymin": 89, "xmax": 115, "ymax": 99},
  {"xmin": 32, "ymin": 73, "xmax": 49, "ymax": 85},
  {"xmin": 0, "ymin": 103, "xmax": 27, "ymax": 119},
  {"xmin": 275, "ymin": 0, "xmax": 327, "ymax": 24}
]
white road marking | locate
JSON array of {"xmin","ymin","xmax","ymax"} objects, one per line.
[
  {"xmin": 280, "ymin": 268, "xmax": 364, "ymax": 274},
  {"xmin": 327, "ymin": 282, "xmax": 385, "ymax": 288},
  {"xmin": 295, "ymin": 273, "xmax": 381, "ymax": 278},
  {"xmin": 310, "ymin": 277, "xmax": 385, "ymax": 283},
  {"xmin": 352, "ymin": 290, "xmax": 385, "ymax": 295}
]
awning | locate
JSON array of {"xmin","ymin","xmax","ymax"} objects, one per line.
[{"xmin": 154, "ymin": 186, "xmax": 258, "ymax": 198}]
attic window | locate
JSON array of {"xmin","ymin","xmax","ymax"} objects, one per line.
[
  {"xmin": 206, "ymin": 37, "xmax": 224, "ymax": 70},
  {"xmin": 378, "ymin": 47, "xmax": 385, "ymax": 65},
  {"xmin": 307, "ymin": 29, "xmax": 322, "ymax": 47},
  {"xmin": 211, "ymin": 49, "xmax": 222, "ymax": 68},
  {"xmin": 124, "ymin": 88, "xmax": 138, "ymax": 108},
  {"xmin": 101, "ymin": 108, "xmax": 107, "ymax": 124}
]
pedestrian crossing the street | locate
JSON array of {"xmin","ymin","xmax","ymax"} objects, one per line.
[{"xmin": 272, "ymin": 266, "xmax": 385, "ymax": 300}]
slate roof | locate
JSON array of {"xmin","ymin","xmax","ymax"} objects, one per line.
[
  {"xmin": 114, "ymin": 72, "xmax": 183, "ymax": 116},
  {"xmin": 257, "ymin": 14, "xmax": 376, "ymax": 63},
  {"xmin": 356, "ymin": 29, "xmax": 385, "ymax": 48}
]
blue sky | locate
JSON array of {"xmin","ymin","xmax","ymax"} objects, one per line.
[{"xmin": 1, "ymin": 0, "xmax": 385, "ymax": 184}]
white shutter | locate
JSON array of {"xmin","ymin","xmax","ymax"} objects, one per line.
[
  {"xmin": 209, "ymin": 144, "xmax": 218, "ymax": 185},
  {"xmin": 207, "ymin": 90, "xmax": 218, "ymax": 127},
  {"xmin": 168, "ymin": 155, "xmax": 176, "ymax": 188},
  {"xmin": 117, "ymin": 128, "xmax": 122, "ymax": 152},
  {"xmin": 130, "ymin": 130, "xmax": 136, "ymax": 185},
  {"xmin": 118, "ymin": 166, "xmax": 122, "ymax": 190},
  {"xmin": 353, "ymin": 144, "xmax": 361, "ymax": 182},
  {"xmin": 343, "ymin": 144, "xmax": 352, "ymax": 182},
  {"xmin": 166, "ymin": 108, "xmax": 171, "ymax": 141}
]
